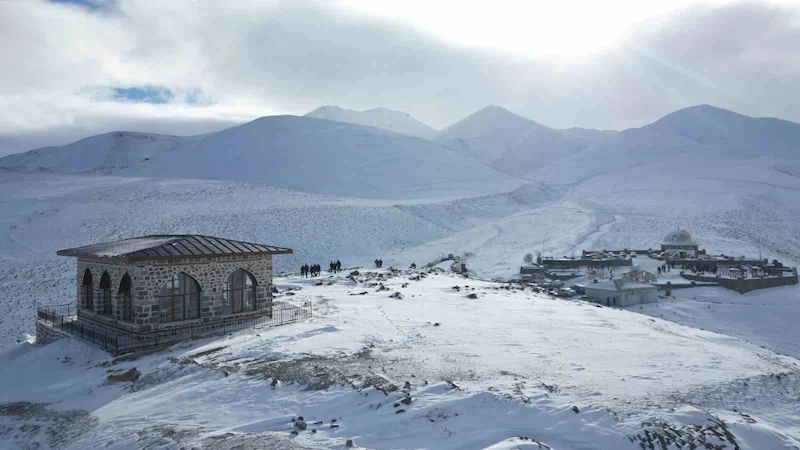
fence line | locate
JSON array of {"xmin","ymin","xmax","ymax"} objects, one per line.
[{"xmin": 37, "ymin": 303, "xmax": 312, "ymax": 355}]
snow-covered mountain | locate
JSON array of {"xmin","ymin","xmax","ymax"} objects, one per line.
[
  {"xmin": 528, "ymin": 105, "xmax": 800, "ymax": 183},
  {"xmin": 305, "ymin": 105, "xmax": 437, "ymax": 139},
  {"xmin": 434, "ymin": 105, "xmax": 612, "ymax": 178},
  {"xmin": 116, "ymin": 115, "xmax": 519, "ymax": 199},
  {"xmin": 0, "ymin": 131, "xmax": 197, "ymax": 174},
  {"xmin": 0, "ymin": 116, "xmax": 519, "ymax": 199}
]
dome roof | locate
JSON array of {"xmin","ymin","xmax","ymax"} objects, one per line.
[{"xmin": 662, "ymin": 230, "xmax": 697, "ymax": 246}]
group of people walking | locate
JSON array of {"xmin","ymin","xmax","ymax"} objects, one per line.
[
  {"xmin": 300, "ymin": 263, "xmax": 321, "ymax": 277},
  {"xmin": 300, "ymin": 260, "xmax": 343, "ymax": 277},
  {"xmin": 374, "ymin": 259, "xmax": 384, "ymax": 268}
]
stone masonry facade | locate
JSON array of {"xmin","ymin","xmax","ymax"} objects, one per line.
[{"xmin": 75, "ymin": 254, "xmax": 273, "ymax": 333}]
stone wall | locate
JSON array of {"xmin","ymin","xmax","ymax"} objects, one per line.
[
  {"xmin": 75, "ymin": 259, "xmax": 138, "ymax": 330},
  {"xmin": 74, "ymin": 254, "xmax": 273, "ymax": 333},
  {"xmin": 681, "ymin": 273, "xmax": 799, "ymax": 294},
  {"xmin": 35, "ymin": 321, "xmax": 72, "ymax": 345}
]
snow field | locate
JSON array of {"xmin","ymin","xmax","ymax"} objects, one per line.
[{"xmin": 1, "ymin": 269, "xmax": 799, "ymax": 449}]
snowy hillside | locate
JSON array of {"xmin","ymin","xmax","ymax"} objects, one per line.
[
  {"xmin": 0, "ymin": 116, "xmax": 520, "ymax": 200},
  {"xmin": 116, "ymin": 115, "xmax": 520, "ymax": 199},
  {"xmin": 1, "ymin": 270, "xmax": 799, "ymax": 449},
  {"xmin": 4, "ymin": 100, "xmax": 800, "ymax": 446},
  {"xmin": 305, "ymin": 105, "xmax": 438, "ymax": 139},
  {"xmin": 528, "ymin": 105, "xmax": 800, "ymax": 183},
  {"xmin": 0, "ymin": 169, "xmax": 556, "ymax": 352},
  {"xmin": 0, "ymin": 131, "xmax": 196, "ymax": 174},
  {"xmin": 434, "ymin": 106, "xmax": 604, "ymax": 177}
]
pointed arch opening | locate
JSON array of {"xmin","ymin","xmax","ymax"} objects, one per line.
[
  {"xmin": 99, "ymin": 271, "xmax": 112, "ymax": 316},
  {"xmin": 81, "ymin": 269, "xmax": 94, "ymax": 311},
  {"xmin": 119, "ymin": 274, "xmax": 132, "ymax": 321},
  {"xmin": 157, "ymin": 272, "xmax": 201, "ymax": 322},
  {"xmin": 224, "ymin": 269, "xmax": 257, "ymax": 313}
]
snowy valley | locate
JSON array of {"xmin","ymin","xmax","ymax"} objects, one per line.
[{"xmin": 2, "ymin": 104, "xmax": 800, "ymax": 449}]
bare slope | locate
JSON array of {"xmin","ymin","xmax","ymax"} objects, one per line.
[{"xmin": 305, "ymin": 105, "xmax": 437, "ymax": 139}]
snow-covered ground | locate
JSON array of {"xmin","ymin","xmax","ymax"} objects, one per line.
[
  {"xmin": 636, "ymin": 284, "xmax": 800, "ymax": 360},
  {"xmin": 4, "ymin": 101, "xmax": 800, "ymax": 447},
  {"xmin": 1, "ymin": 269, "xmax": 798, "ymax": 449}
]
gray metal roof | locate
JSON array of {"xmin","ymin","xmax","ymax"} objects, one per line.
[{"xmin": 57, "ymin": 235, "xmax": 293, "ymax": 261}]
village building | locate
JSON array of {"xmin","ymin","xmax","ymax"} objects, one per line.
[
  {"xmin": 519, "ymin": 263, "xmax": 547, "ymax": 282},
  {"xmin": 38, "ymin": 235, "xmax": 295, "ymax": 351},
  {"xmin": 540, "ymin": 253, "xmax": 632, "ymax": 270},
  {"xmin": 584, "ymin": 277, "xmax": 658, "ymax": 307},
  {"xmin": 661, "ymin": 229, "xmax": 699, "ymax": 259}
]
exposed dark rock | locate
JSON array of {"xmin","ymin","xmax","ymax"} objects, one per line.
[{"xmin": 107, "ymin": 368, "xmax": 140, "ymax": 383}]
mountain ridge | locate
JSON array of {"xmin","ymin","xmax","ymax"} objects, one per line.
[{"xmin": 305, "ymin": 105, "xmax": 437, "ymax": 139}]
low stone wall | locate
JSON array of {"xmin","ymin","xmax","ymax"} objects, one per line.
[
  {"xmin": 653, "ymin": 281, "xmax": 718, "ymax": 291},
  {"xmin": 35, "ymin": 321, "xmax": 72, "ymax": 345},
  {"xmin": 542, "ymin": 259, "xmax": 632, "ymax": 269},
  {"xmin": 681, "ymin": 273, "xmax": 798, "ymax": 294}
]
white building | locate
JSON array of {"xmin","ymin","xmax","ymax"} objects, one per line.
[
  {"xmin": 584, "ymin": 278, "xmax": 658, "ymax": 307},
  {"xmin": 661, "ymin": 229, "xmax": 699, "ymax": 259}
]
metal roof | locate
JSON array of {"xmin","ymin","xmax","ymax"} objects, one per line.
[{"xmin": 57, "ymin": 235, "xmax": 293, "ymax": 262}]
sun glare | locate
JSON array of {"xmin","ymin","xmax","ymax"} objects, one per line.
[{"xmin": 339, "ymin": 0, "xmax": 734, "ymax": 59}]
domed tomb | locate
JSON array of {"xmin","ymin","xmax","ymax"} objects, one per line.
[{"xmin": 661, "ymin": 229, "xmax": 699, "ymax": 258}]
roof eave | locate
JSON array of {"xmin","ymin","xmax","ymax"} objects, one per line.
[
  {"xmin": 57, "ymin": 248, "xmax": 293, "ymax": 261},
  {"xmin": 126, "ymin": 249, "xmax": 293, "ymax": 261}
]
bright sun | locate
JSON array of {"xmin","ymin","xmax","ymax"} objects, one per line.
[{"xmin": 339, "ymin": 0, "xmax": 736, "ymax": 59}]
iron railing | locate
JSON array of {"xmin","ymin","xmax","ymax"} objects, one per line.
[{"xmin": 36, "ymin": 302, "xmax": 313, "ymax": 355}]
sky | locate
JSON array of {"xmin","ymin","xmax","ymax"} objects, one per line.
[{"xmin": 1, "ymin": 0, "xmax": 799, "ymax": 156}]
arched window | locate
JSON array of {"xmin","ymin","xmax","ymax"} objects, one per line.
[
  {"xmin": 224, "ymin": 269, "xmax": 257, "ymax": 313},
  {"xmin": 119, "ymin": 274, "xmax": 132, "ymax": 321},
  {"xmin": 157, "ymin": 272, "xmax": 200, "ymax": 322},
  {"xmin": 82, "ymin": 269, "xmax": 94, "ymax": 311},
  {"xmin": 99, "ymin": 272, "xmax": 112, "ymax": 316}
]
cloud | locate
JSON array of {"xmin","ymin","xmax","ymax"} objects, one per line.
[{"xmin": 0, "ymin": 0, "xmax": 799, "ymax": 156}]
